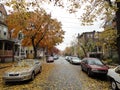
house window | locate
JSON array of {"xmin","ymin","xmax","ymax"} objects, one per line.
[
  {"xmin": 30, "ymin": 50, "xmax": 32, "ymax": 54},
  {"xmin": 0, "ymin": 11, "xmax": 2, "ymax": 17},
  {"xmin": 4, "ymin": 32, "xmax": 6, "ymax": 36},
  {"xmin": 26, "ymin": 50, "xmax": 28, "ymax": 54}
]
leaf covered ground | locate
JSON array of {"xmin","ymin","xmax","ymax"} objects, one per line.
[
  {"xmin": 0, "ymin": 61, "xmax": 111, "ymax": 90},
  {"xmin": 0, "ymin": 61, "xmax": 55, "ymax": 90}
]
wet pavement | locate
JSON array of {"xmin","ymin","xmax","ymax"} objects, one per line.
[
  {"xmin": 47, "ymin": 57, "xmax": 82, "ymax": 90},
  {"xmin": 45, "ymin": 56, "xmax": 111, "ymax": 90}
]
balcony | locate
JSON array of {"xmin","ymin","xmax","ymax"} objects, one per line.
[{"xmin": 0, "ymin": 50, "xmax": 13, "ymax": 57}]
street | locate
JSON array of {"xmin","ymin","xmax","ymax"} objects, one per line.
[{"xmin": 0, "ymin": 56, "xmax": 111, "ymax": 90}]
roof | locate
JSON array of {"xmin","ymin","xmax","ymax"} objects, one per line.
[
  {"xmin": 77, "ymin": 30, "xmax": 101, "ymax": 39},
  {"xmin": 83, "ymin": 57, "xmax": 100, "ymax": 60},
  {"xmin": 0, "ymin": 39, "xmax": 15, "ymax": 43},
  {"xmin": 0, "ymin": 4, "xmax": 7, "ymax": 16},
  {"xmin": 0, "ymin": 20, "xmax": 7, "ymax": 26}
]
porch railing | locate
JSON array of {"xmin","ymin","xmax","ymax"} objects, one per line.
[{"xmin": 0, "ymin": 50, "xmax": 13, "ymax": 56}]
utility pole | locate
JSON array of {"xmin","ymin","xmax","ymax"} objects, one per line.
[{"xmin": 116, "ymin": 1, "xmax": 120, "ymax": 64}]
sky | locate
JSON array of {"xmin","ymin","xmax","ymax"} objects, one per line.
[
  {"xmin": 2, "ymin": 1, "xmax": 104, "ymax": 51},
  {"xmin": 43, "ymin": 4, "xmax": 104, "ymax": 51}
]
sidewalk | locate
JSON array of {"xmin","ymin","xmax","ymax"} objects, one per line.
[{"xmin": 0, "ymin": 62, "xmax": 14, "ymax": 69}]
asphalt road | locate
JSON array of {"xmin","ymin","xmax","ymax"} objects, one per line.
[
  {"xmin": 43, "ymin": 56, "xmax": 110, "ymax": 90},
  {"xmin": 46, "ymin": 56, "xmax": 82, "ymax": 90}
]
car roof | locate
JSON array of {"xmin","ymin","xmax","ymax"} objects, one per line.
[{"xmin": 83, "ymin": 57, "xmax": 99, "ymax": 60}]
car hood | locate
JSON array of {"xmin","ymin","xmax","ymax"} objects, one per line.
[
  {"xmin": 90, "ymin": 65, "xmax": 108, "ymax": 70},
  {"xmin": 72, "ymin": 59, "xmax": 81, "ymax": 62},
  {"xmin": 5, "ymin": 66, "xmax": 32, "ymax": 73}
]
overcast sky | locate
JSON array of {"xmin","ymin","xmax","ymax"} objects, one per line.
[{"xmin": 43, "ymin": 4, "xmax": 104, "ymax": 51}]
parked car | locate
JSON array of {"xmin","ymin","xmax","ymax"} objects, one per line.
[
  {"xmin": 69, "ymin": 56, "xmax": 82, "ymax": 65},
  {"xmin": 2, "ymin": 59, "xmax": 42, "ymax": 83},
  {"xmin": 80, "ymin": 57, "xmax": 109, "ymax": 76},
  {"xmin": 65, "ymin": 56, "xmax": 72, "ymax": 62},
  {"xmin": 107, "ymin": 65, "xmax": 120, "ymax": 90},
  {"xmin": 46, "ymin": 56, "xmax": 54, "ymax": 62},
  {"xmin": 53, "ymin": 55, "xmax": 59, "ymax": 60}
]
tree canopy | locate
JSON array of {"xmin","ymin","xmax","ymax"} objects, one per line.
[{"xmin": 5, "ymin": 0, "xmax": 64, "ymax": 58}]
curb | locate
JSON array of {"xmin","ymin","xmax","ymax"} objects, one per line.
[{"xmin": 0, "ymin": 65, "xmax": 11, "ymax": 69}]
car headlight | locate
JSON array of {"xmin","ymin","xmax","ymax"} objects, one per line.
[{"xmin": 3, "ymin": 72, "xmax": 9, "ymax": 76}]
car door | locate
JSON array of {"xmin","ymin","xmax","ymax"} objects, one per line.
[
  {"xmin": 34, "ymin": 61, "xmax": 40, "ymax": 74},
  {"xmin": 81, "ymin": 59, "xmax": 88, "ymax": 71}
]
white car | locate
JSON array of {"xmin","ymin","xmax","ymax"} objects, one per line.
[
  {"xmin": 70, "ymin": 57, "xmax": 82, "ymax": 65},
  {"xmin": 107, "ymin": 65, "xmax": 120, "ymax": 90},
  {"xmin": 3, "ymin": 59, "xmax": 42, "ymax": 83}
]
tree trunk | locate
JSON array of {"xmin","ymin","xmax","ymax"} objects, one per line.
[
  {"xmin": 81, "ymin": 45, "xmax": 87, "ymax": 57},
  {"xmin": 116, "ymin": 2, "xmax": 120, "ymax": 64},
  {"xmin": 33, "ymin": 46, "xmax": 37, "ymax": 59}
]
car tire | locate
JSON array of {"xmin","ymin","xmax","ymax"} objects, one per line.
[
  {"xmin": 87, "ymin": 69, "xmax": 92, "ymax": 77},
  {"xmin": 38, "ymin": 66, "xmax": 42, "ymax": 73},
  {"xmin": 3, "ymin": 81, "xmax": 7, "ymax": 84},
  {"xmin": 111, "ymin": 79, "xmax": 118, "ymax": 90},
  {"xmin": 31, "ymin": 72, "xmax": 35, "ymax": 81},
  {"xmin": 81, "ymin": 66, "xmax": 84, "ymax": 71}
]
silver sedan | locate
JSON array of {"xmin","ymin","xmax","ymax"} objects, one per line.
[{"xmin": 2, "ymin": 59, "xmax": 42, "ymax": 83}]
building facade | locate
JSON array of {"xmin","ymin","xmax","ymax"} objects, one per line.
[
  {"xmin": 77, "ymin": 30, "xmax": 102, "ymax": 58},
  {"xmin": 0, "ymin": 4, "xmax": 14, "ymax": 62}
]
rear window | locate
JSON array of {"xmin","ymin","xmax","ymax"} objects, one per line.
[{"xmin": 88, "ymin": 59, "xmax": 103, "ymax": 65}]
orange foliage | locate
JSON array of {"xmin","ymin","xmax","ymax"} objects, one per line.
[{"xmin": 6, "ymin": 10, "xmax": 64, "ymax": 51}]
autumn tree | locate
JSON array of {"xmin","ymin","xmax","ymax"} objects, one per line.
[
  {"xmin": 5, "ymin": 0, "xmax": 120, "ymax": 62},
  {"xmin": 99, "ymin": 28, "xmax": 117, "ymax": 58},
  {"xmin": 5, "ymin": 0, "xmax": 64, "ymax": 58}
]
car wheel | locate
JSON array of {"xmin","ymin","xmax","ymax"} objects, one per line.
[
  {"xmin": 111, "ymin": 80, "xmax": 118, "ymax": 90},
  {"xmin": 38, "ymin": 66, "xmax": 42, "ymax": 73},
  {"xmin": 87, "ymin": 69, "xmax": 92, "ymax": 77},
  {"xmin": 81, "ymin": 66, "xmax": 84, "ymax": 71},
  {"xmin": 31, "ymin": 72, "xmax": 35, "ymax": 81}
]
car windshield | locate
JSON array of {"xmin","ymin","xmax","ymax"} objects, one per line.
[
  {"xmin": 15, "ymin": 60, "xmax": 34, "ymax": 67},
  {"xmin": 72, "ymin": 57, "xmax": 80, "ymax": 60},
  {"xmin": 115, "ymin": 66, "xmax": 120, "ymax": 74},
  {"xmin": 88, "ymin": 59, "xmax": 103, "ymax": 65}
]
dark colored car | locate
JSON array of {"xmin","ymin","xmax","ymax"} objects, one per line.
[
  {"xmin": 81, "ymin": 57, "xmax": 109, "ymax": 76},
  {"xmin": 46, "ymin": 56, "xmax": 54, "ymax": 62}
]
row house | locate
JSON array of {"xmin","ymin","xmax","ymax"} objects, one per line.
[
  {"xmin": 77, "ymin": 30, "xmax": 102, "ymax": 59},
  {"xmin": 0, "ymin": 4, "xmax": 14, "ymax": 62},
  {"xmin": 0, "ymin": 4, "xmax": 44, "ymax": 61}
]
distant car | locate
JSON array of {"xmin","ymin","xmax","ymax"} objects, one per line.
[
  {"xmin": 65, "ymin": 56, "xmax": 71, "ymax": 62},
  {"xmin": 107, "ymin": 65, "xmax": 120, "ymax": 90},
  {"xmin": 70, "ymin": 56, "xmax": 82, "ymax": 65},
  {"xmin": 2, "ymin": 59, "xmax": 42, "ymax": 83},
  {"xmin": 53, "ymin": 55, "xmax": 59, "ymax": 60},
  {"xmin": 80, "ymin": 57, "xmax": 109, "ymax": 76},
  {"xmin": 46, "ymin": 56, "xmax": 54, "ymax": 62}
]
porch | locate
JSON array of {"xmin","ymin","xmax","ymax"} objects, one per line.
[{"xmin": 0, "ymin": 39, "xmax": 14, "ymax": 62}]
